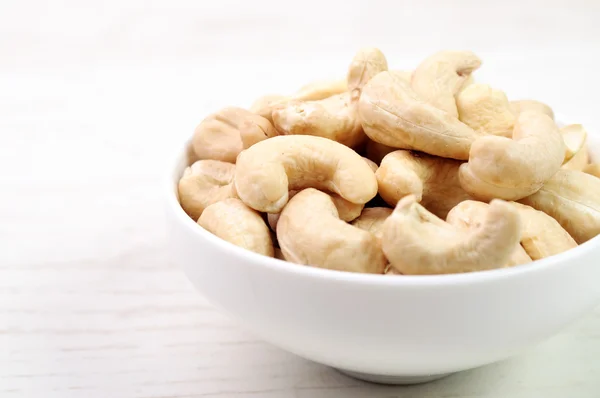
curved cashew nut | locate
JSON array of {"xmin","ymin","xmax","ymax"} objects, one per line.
[
  {"xmin": 272, "ymin": 48, "xmax": 387, "ymax": 148},
  {"xmin": 234, "ymin": 135, "xmax": 378, "ymax": 213},
  {"xmin": 411, "ymin": 50, "xmax": 482, "ymax": 117},
  {"xmin": 519, "ymin": 169, "xmax": 600, "ymax": 243},
  {"xmin": 456, "ymin": 83, "xmax": 515, "ymax": 138},
  {"xmin": 351, "ymin": 207, "xmax": 393, "ymax": 242},
  {"xmin": 267, "ymin": 190, "xmax": 364, "ymax": 231},
  {"xmin": 178, "ymin": 160, "xmax": 237, "ymax": 221},
  {"xmin": 459, "ymin": 111, "xmax": 565, "ymax": 201},
  {"xmin": 347, "ymin": 47, "xmax": 389, "ymax": 97},
  {"xmin": 193, "ymin": 107, "xmax": 276, "ymax": 163},
  {"xmin": 272, "ymin": 93, "xmax": 365, "ymax": 147},
  {"xmin": 508, "ymin": 202, "xmax": 577, "ymax": 259},
  {"xmin": 382, "ymin": 195, "xmax": 521, "ymax": 275},
  {"xmin": 561, "ymin": 124, "xmax": 589, "ymax": 171},
  {"xmin": 277, "ymin": 188, "xmax": 386, "ymax": 274},
  {"xmin": 447, "ymin": 200, "xmax": 531, "ymax": 266},
  {"xmin": 510, "ymin": 99, "xmax": 554, "ymax": 120},
  {"xmin": 198, "ymin": 198, "xmax": 274, "ymax": 257},
  {"xmin": 376, "ymin": 150, "xmax": 473, "ymax": 219},
  {"xmin": 358, "ymin": 71, "xmax": 480, "ymax": 160},
  {"xmin": 447, "ymin": 199, "xmax": 579, "ymax": 262}
]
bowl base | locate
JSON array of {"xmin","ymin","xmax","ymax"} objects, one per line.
[{"xmin": 335, "ymin": 368, "xmax": 453, "ymax": 385}]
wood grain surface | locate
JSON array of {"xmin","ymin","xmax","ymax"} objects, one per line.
[{"xmin": 2, "ymin": 1, "xmax": 600, "ymax": 397}]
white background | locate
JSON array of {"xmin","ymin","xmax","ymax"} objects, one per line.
[{"xmin": 2, "ymin": 1, "xmax": 600, "ymax": 397}]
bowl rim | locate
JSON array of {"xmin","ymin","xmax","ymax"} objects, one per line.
[{"xmin": 166, "ymin": 114, "xmax": 600, "ymax": 287}]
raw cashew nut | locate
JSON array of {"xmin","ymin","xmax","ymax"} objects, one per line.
[
  {"xmin": 456, "ymin": 83, "xmax": 515, "ymax": 138},
  {"xmin": 382, "ymin": 195, "xmax": 521, "ymax": 275},
  {"xmin": 272, "ymin": 48, "xmax": 387, "ymax": 148},
  {"xmin": 267, "ymin": 190, "xmax": 364, "ymax": 231},
  {"xmin": 358, "ymin": 71, "xmax": 480, "ymax": 160},
  {"xmin": 509, "ymin": 202, "xmax": 577, "ymax": 259},
  {"xmin": 376, "ymin": 150, "xmax": 473, "ymax": 219},
  {"xmin": 277, "ymin": 188, "xmax": 386, "ymax": 274},
  {"xmin": 272, "ymin": 93, "xmax": 365, "ymax": 147},
  {"xmin": 365, "ymin": 139, "xmax": 395, "ymax": 165},
  {"xmin": 347, "ymin": 47, "xmax": 389, "ymax": 97},
  {"xmin": 459, "ymin": 111, "xmax": 565, "ymax": 201},
  {"xmin": 446, "ymin": 200, "xmax": 531, "ymax": 266},
  {"xmin": 447, "ymin": 200, "xmax": 575, "ymax": 262},
  {"xmin": 178, "ymin": 160, "xmax": 236, "ymax": 221},
  {"xmin": 510, "ymin": 100, "xmax": 554, "ymax": 120},
  {"xmin": 198, "ymin": 198, "xmax": 274, "ymax": 257},
  {"xmin": 411, "ymin": 50, "xmax": 482, "ymax": 117},
  {"xmin": 519, "ymin": 169, "xmax": 600, "ymax": 243},
  {"xmin": 561, "ymin": 124, "xmax": 589, "ymax": 171},
  {"xmin": 234, "ymin": 135, "xmax": 378, "ymax": 213},
  {"xmin": 193, "ymin": 107, "xmax": 275, "ymax": 163},
  {"xmin": 584, "ymin": 163, "xmax": 600, "ymax": 178},
  {"xmin": 351, "ymin": 207, "xmax": 393, "ymax": 242},
  {"xmin": 249, "ymin": 80, "xmax": 348, "ymax": 123}
]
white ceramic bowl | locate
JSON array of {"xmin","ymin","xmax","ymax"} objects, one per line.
[{"xmin": 165, "ymin": 117, "xmax": 600, "ymax": 384}]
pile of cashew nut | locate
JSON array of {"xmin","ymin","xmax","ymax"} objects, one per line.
[{"xmin": 178, "ymin": 48, "xmax": 600, "ymax": 276}]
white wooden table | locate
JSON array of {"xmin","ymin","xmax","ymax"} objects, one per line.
[{"xmin": 2, "ymin": 1, "xmax": 600, "ymax": 397}]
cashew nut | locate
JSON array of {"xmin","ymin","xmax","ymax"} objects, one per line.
[
  {"xmin": 272, "ymin": 48, "xmax": 387, "ymax": 148},
  {"xmin": 249, "ymin": 79, "xmax": 348, "ymax": 123},
  {"xmin": 456, "ymin": 83, "xmax": 515, "ymax": 138},
  {"xmin": 561, "ymin": 124, "xmax": 589, "ymax": 171},
  {"xmin": 347, "ymin": 47, "xmax": 389, "ymax": 97},
  {"xmin": 510, "ymin": 99, "xmax": 554, "ymax": 120},
  {"xmin": 519, "ymin": 169, "xmax": 600, "ymax": 243},
  {"xmin": 358, "ymin": 71, "xmax": 480, "ymax": 160},
  {"xmin": 351, "ymin": 207, "xmax": 393, "ymax": 242},
  {"xmin": 447, "ymin": 200, "xmax": 575, "ymax": 262},
  {"xmin": 382, "ymin": 195, "xmax": 521, "ymax": 275},
  {"xmin": 277, "ymin": 188, "xmax": 386, "ymax": 274},
  {"xmin": 584, "ymin": 163, "xmax": 600, "ymax": 178},
  {"xmin": 446, "ymin": 200, "xmax": 531, "ymax": 267},
  {"xmin": 459, "ymin": 111, "xmax": 565, "ymax": 201},
  {"xmin": 234, "ymin": 135, "xmax": 378, "ymax": 213},
  {"xmin": 376, "ymin": 150, "xmax": 473, "ymax": 219},
  {"xmin": 411, "ymin": 50, "xmax": 482, "ymax": 117},
  {"xmin": 508, "ymin": 202, "xmax": 577, "ymax": 259},
  {"xmin": 178, "ymin": 160, "xmax": 237, "ymax": 221},
  {"xmin": 198, "ymin": 198, "xmax": 274, "ymax": 257},
  {"xmin": 267, "ymin": 189, "xmax": 364, "ymax": 231},
  {"xmin": 365, "ymin": 139, "xmax": 395, "ymax": 165},
  {"xmin": 272, "ymin": 93, "xmax": 365, "ymax": 147},
  {"xmin": 193, "ymin": 107, "xmax": 276, "ymax": 163}
]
